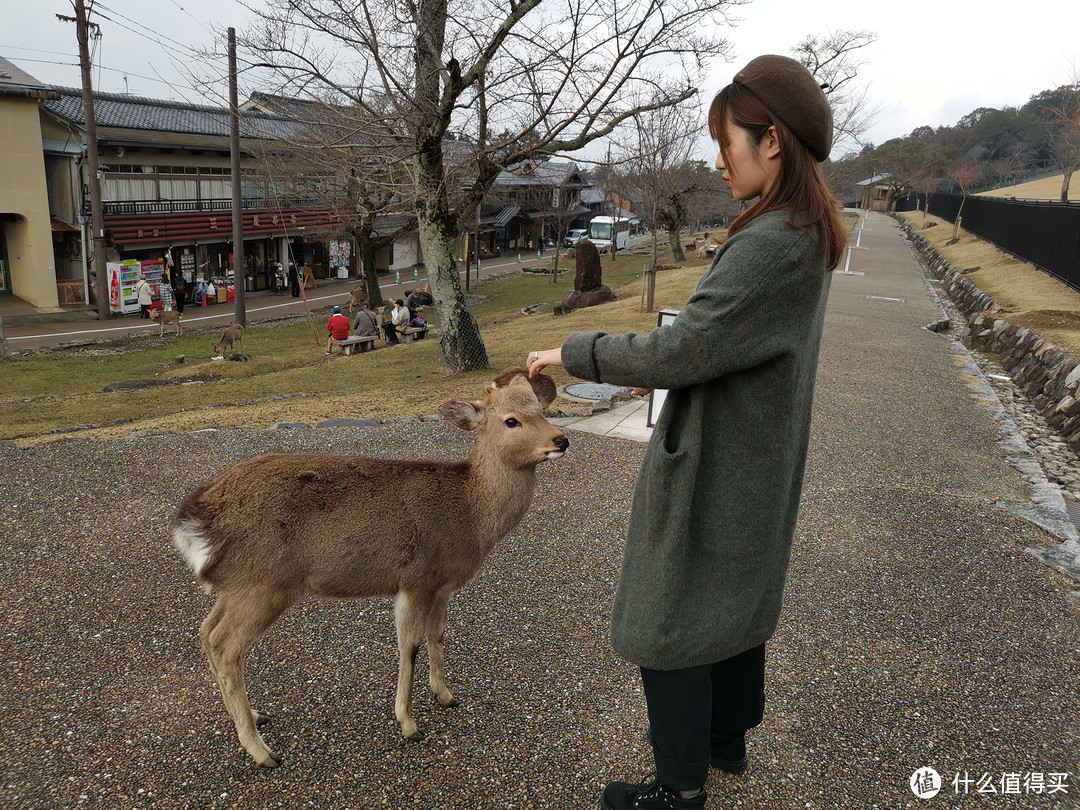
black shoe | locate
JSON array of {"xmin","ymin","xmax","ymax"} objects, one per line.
[
  {"xmin": 710, "ymin": 733, "xmax": 748, "ymax": 774},
  {"xmin": 601, "ymin": 777, "xmax": 706, "ymax": 810}
]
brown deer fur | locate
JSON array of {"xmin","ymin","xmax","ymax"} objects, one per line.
[
  {"xmin": 170, "ymin": 370, "xmax": 567, "ymax": 767},
  {"xmin": 212, "ymin": 323, "xmax": 245, "ymax": 355},
  {"xmin": 148, "ymin": 307, "xmax": 182, "ymax": 336}
]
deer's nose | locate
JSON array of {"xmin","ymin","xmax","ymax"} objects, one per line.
[{"xmin": 553, "ymin": 435, "xmax": 570, "ymax": 452}]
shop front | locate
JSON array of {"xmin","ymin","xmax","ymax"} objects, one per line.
[{"xmin": 104, "ymin": 205, "xmax": 349, "ymax": 308}]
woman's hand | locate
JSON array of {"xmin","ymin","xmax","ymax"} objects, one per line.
[
  {"xmin": 631, "ymin": 387, "xmax": 652, "ymax": 397},
  {"xmin": 526, "ymin": 348, "xmax": 562, "ymax": 378}
]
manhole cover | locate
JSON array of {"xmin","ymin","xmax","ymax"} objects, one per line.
[{"xmin": 564, "ymin": 382, "xmax": 632, "ymax": 401}]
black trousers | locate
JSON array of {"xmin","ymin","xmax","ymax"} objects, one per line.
[{"xmin": 640, "ymin": 643, "xmax": 766, "ymax": 791}]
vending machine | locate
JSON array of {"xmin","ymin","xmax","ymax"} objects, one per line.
[
  {"xmin": 139, "ymin": 258, "xmax": 166, "ymax": 296},
  {"xmin": 108, "ymin": 259, "xmax": 141, "ymax": 314}
]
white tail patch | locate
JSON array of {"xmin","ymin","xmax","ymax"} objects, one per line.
[{"xmin": 171, "ymin": 519, "xmax": 211, "ymax": 580}]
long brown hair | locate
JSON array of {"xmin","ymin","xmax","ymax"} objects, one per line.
[{"xmin": 709, "ymin": 83, "xmax": 846, "ymax": 270}]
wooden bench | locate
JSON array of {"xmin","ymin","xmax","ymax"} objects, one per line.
[
  {"xmin": 335, "ymin": 335, "xmax": 379, "ymax": 355},
  {"xmin": 400, "ymin": 325, "xmax": 429, "ymax": 344}
]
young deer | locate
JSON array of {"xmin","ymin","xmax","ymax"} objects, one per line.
[
  {"xmin": 170, "ymin": 370, "xmax": 567, "ymax": 767},
  {"xmin": 212, "ymin": 323, "xmax": 245, "ymax": 355}
]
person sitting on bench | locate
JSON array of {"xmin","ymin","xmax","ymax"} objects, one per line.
[
  {"xmin": 383, "ymin": 299, "xmax": 410, "ymax": 345},
  {"xmin": 352, "ymin": 300, "xmax": 380, "ymax": 338},
  {"xmin": 326, "ymin": 305, "xmax": 350, "ymax": 354}
]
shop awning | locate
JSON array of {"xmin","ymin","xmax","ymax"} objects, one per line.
[{"xmin": 50, "ymin": 217, "xmax": 80, "ymax": 233}]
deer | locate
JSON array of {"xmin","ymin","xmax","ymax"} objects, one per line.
[
  {"xmin": 212, "ymin": 323, "xmax": 245, "ymax": 356},
  {"xmin": 148, "ymin": 307, "xmax": 182, "ymax": 337},
  {"xmin": 170, "ymin": 368, "xmax": 568, "ymax": 767}
]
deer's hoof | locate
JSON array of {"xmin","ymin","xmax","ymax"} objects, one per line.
[
  {"xmin": 406, "ymin": 730, "xmax": 426, "ymax": 742},
  {"xmin": 446, "ymin": 697, "xmax": 461, "ymax": 708},
  {"xmin": 254, "ymin": 711, "xmax": 274, "ymax": 727},
  {"xmin": 257, "ymin": 749, "xmax": 283, "ymax": 768}
]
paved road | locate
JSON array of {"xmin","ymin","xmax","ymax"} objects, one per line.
[{"xmin": 0, "ymin": 246, "xmax": 594, "ymax": 350}]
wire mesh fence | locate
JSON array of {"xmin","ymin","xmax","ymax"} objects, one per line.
[{"xmin": 926, "ymin": 192, "xmax": 1080, "ymax": 291}]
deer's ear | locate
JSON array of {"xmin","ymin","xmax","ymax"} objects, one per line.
[
  {"xmin": 440, "ymin": 399, "xmax": 486, "ymax": 431},
  {"xmin": 527, "ymin": 374, "xmax": 557, "ymax": 408}
]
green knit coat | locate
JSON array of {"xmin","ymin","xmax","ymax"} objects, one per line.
[{"xmin": 561, "ymin": 210, "xmax": 832, "ymax": 670}]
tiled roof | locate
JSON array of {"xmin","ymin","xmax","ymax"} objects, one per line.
[
  {"xmin": 0, "ymin": 56, "xmax": 50, "ymax": 89},
  {"xmin": 494, "ymin": 160, "xmax": 591, "ymax": 189},
  {"xmin": 43, "ymin": 86, "xmax": 300, "ymax": 140}
]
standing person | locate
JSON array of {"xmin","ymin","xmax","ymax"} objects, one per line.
[
  {"xmin": 383, "ymin": 299, "xmax": 410, "ymax": 345},
  {"xmin": 288, "ymin": 262, "xmax": 300, "ymax": 298},
  {"xmin": 526, "ymin": 54, "xmax": 846, "ymax": 810},
  {"xmin": 172, "ymin": 273, "xmax": 186, "ymax": 315},
  {"xmin": 157, "ymin": 270, "xmax": 174, "ymax": 310},
  {"xmin": 325, "ymin": 305, "xmax": 350, "ymax": 354},
  {"xmin": 135, "ymin": 275, "xmax": 153, "ymax": 318}
]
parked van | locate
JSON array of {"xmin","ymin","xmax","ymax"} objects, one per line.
[{"xmin": 563, "ymin": 229, "xmax": 588, "ymax": 248}]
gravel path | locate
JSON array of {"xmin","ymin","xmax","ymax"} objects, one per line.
[{"xmin": 2, "ymin": 212, "xmax": 1078, "ymax": 809}]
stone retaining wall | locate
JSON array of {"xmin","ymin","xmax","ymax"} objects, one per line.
[{"xmin": 894, "ymin": 214, "xmax": 1080, "ymax": 454}]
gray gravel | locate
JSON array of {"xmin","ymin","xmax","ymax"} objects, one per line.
[{"xmin": 2, "ymin": 212, "xmax": 1078, "ymax": 809}]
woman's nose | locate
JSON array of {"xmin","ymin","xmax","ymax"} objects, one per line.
[{"xmin": 715, "ymin": 152, "xmax": 725, "ymax": 171}]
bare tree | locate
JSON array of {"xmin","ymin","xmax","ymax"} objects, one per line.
[
  {"xmin": 1042, "ymin": 73, "xmax": 1080, "ymax": 202},
  {"xmin": 949, "ymin": 157, "xmax": 983, "ymax": 242},
  {"xmin": 227, "ymin": 0, "xmax": 740, "ymax": 370},
  {"xmin": 543, "ymin": 165, "xmax": 590, "ymax": 284},
  {"xmin": 251, "ymin": 99, "xmax": 416, "ymax": 307},
  {"xmin": 912, "ymin": 145, "xmax": 957, "ymax": 219},
  {"xmin": 614, "ymin": 96, "xmax": 700, "ymax": 268},
  {"xmin": 793, "ymin": 30, "xmax": 882, "ymax": 155}
]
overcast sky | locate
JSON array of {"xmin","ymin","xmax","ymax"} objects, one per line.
[{"xmin": 5, "ymin": 0, "xmax": 1078, "ymax": 159}]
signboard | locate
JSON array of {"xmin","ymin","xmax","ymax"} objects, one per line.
[
  {"xmin": 647, "ymin": 309, "xmax": 680, "ymax": 428},
  {"xmin": 329, "ymin": 240, "xmax": 351, "ymax": 268},
  {"xmin": 180, "ymin": 248, "xmax": 196, "ymax": 282}
]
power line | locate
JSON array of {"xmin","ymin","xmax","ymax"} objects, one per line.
[
  {"xmin": 0, "ymin": 44, "xmax": 78, "ymax": 57},
  {"xmin": 91, "ymin": 7, "xmax": 202, "ymax": 59}
]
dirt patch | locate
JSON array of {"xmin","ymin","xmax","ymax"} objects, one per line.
[
  {"xmin": 996, "ymin": 310, "xmax": 1080, "ymax": 358},
  {"xmin": 103, "ymin": 373, "xmax": 221, "ymax": 393}
]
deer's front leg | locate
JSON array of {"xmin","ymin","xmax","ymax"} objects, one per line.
[{"xmin": 394, "ymin": 590, "xmax": 432, "ymax": 740}]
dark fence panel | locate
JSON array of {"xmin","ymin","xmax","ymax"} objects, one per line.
[{"xmin": 926, "ymin": 193, "xmax": 1080, "ymax": 291}]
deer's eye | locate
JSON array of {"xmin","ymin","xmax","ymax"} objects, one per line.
[{"xmin": 504, "ymin": 417, "xmax": 520, "ymax": 428}]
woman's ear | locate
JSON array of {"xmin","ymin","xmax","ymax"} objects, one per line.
[{"xmin": 761, "ymin": 126, "xmax": 781, "ymax": 160}]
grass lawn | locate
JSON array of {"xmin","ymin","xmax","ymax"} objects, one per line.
[
  {"xmin": 7, "ymin": 207, "xmax": 1074, "ymax": 446},
  {"xmin": 1, "ymin": 239, "xmax": 711, "ymax": 444}
]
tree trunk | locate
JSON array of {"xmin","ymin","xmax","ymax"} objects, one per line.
[
  {"xmin": 357, "ymin": 240, "xmax": 383, "ymax": 307},
  {"xmin": 669, "ymin": 229, "xmax": 686, "ymax": 262},
  {"xmin": 1061, "ymin": 170, "xmax": 1074, "ymax": 203},
  {"xmin": 412, "ymin": 0, "xmax": 489, "ymax": 372},
  {"xmin": 953, "ymin": 195, "xmax": 967, "ymax": 241},
  {"xmin": 417, "ymin": 215, "xmax": 490, "ymax": 371}
]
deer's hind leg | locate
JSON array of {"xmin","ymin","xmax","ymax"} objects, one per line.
[
  {"xmin": 200, "ymin": 588, "xmax": 296, "ymax": 767},
  {"xmin": 424, "ymin": 588, "xmax": 460, "ymax": 709}
]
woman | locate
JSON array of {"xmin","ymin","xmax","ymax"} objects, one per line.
[
  {"xmin": 526, "ymin": 55, "xmax": 846, "ymax": 810},
  {"xmin": 134, "ymin": 274, "xmax": 153, "ymax": 318}
]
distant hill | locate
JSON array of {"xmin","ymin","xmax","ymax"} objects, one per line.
[{"xmin": 977, "ymin": 174, "xmax": 1079, "ymax": 202}]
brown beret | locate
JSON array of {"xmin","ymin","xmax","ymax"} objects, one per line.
[{"xmin": 732, "ymin": 54, "xmax": 834, "ymax": 162}]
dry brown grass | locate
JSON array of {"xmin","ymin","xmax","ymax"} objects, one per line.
[
  {"xmin": 976, "ymin": 174, "xmax": 1079, "ymax": 202},
  {"xmin": 901, "ymin": 208, "xmax": 1080, "ymax": 357},
  {"xmin": 23, "ymin": 256, "xmax": 710, "ymax": 445}
]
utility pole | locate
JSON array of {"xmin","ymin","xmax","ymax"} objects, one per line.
[
  {"xmin": 63, "ymin": 1, "xmax": 109, "ymax": 318},
  {"xmin": 228, "ymin": 27, "xmax": 246, "ymax": 326}
]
